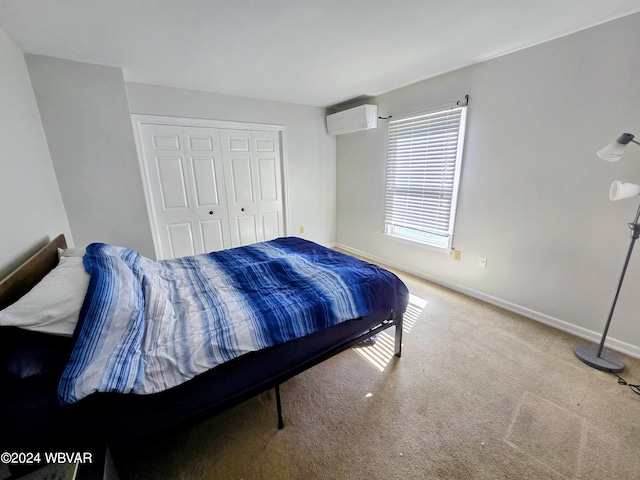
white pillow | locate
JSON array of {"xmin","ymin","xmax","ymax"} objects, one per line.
[
  {"xmin": 58, "ymin": 247, "xmax": 87, "ymax": 258},
  {"xmin": 0, "ymin": 256, "xmax": 90, "ymax": 336}
]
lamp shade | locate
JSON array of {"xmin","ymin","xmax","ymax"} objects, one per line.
[
  {"xmin": 609, "ymin": 180, "xmax": 640, "ymax": 201},
  {"xmin": 597, "ymin": 133, "xmax": 635, "ymax": 162}
]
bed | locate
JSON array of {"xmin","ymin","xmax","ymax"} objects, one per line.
[{"xmin": 0, "ymin": 234, "xmax": 408, "ymax": 456}]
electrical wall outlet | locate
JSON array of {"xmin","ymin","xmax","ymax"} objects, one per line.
[
  {"xmin": 453, "ymin": 250, "xmax": 461, "ymax": 261},
  {"xmin": 479, "ymin": 256, "xmax": 487, "ymax": 268},
  {"xmin": 299, "ymin": 226, "xmax": 304, "ymax": 234}
]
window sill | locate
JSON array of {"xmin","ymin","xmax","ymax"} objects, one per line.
[{"xmin": 384, "ymin": 232, "xmax": 453, "ymax": 255}]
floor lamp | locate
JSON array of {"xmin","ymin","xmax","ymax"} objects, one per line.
[{"xmin": 574, "ymin": 133, "xmax": 640, "ymax": 372}]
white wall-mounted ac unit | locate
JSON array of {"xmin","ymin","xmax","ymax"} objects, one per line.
[{"xmin": 326, "ymin": 104, "xmax": 378, "ymax": 135}]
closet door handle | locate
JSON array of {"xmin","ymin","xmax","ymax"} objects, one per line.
[
  {"xmin": 209, "ymin": 211, "xmax": 214, "ymax": 215},
  {"xmin": 241, "ymin": 208, "xmax": 245, "ymax": 212}
]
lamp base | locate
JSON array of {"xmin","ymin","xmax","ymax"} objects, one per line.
[{"xmin": 574, "ymin": 344, "xmax": 624, "ymax": 372}]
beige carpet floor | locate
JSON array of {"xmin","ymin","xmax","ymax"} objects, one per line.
[{"xmin": 114, "ymin": 267, "xmax": 640, "ymax": 480}]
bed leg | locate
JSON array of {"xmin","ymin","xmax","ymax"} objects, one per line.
[
  {"xmin": 394, "ymin": 312, "xmax": 403, "ymax": 358},
  {"xmin": 275, "ymin": 384, "xmax": 284, "ymax": 429}
]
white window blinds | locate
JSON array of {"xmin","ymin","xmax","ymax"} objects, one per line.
[{"xmin": 384, "ymin": 105, "xmax": 467, "ymax": 249}]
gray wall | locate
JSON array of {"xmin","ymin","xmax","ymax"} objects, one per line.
[
  {"xmin": 126, "ymin": 82, "xmax": 337, "ymax": 246},
  {"xmin": 0, "ymin": 28, "xmax": 70, "ymax": 278},
  {"xmin": 25, "ymin": 55, "xmax": 156, "ymax": 258},
  {"xmin": 336, "ymin": 13, "xmax": 640, "ymax": 355}
]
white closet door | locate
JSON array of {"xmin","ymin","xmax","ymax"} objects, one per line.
[
  {"xmin": 140, "ymin": 124, "xmax": 200, "ymax": 258},
  {"xmin": 219, "ymin": 129, "xmax": 284, "ymax": 247},
  {"xmin": 183, "ymin": 127, "xmax": 231, "ymax": 253},
  {"xmin": 252, "ymin": 130, "xmax": 284, "ymax": 243},
  {"xmin": 140, "ymin": 125, "xmax": 230, "ymax": 258},
  {"xmin": 138, "ymin": 119, "xmax": 285, "ymax": 258}
]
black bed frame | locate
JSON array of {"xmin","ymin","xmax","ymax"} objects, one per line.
[{"xmin": 249, "ymin": 307, "xmax": 402, "ymax": 430}]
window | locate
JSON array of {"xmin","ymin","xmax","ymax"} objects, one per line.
[{"xmin": 384, "ymin": 105, "xmax": 467, "ymax": 249}]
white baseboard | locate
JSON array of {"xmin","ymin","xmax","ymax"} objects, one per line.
[{"xmin": 336, "ymin": 243, "xmax": 640, "ymax": 361}]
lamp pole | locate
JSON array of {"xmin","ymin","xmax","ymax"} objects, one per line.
[{"xmin": 575, "ymin": 202, "xmax": 640, "ymax": 371}]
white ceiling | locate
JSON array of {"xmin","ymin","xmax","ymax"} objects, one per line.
[{"xmin": 1, "ymin": 0, "xmax": 639, "ymax": 107}]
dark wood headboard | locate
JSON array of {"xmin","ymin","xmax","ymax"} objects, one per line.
[{"xmin": 0, "ymin": 234, "xmax": 67, "ymax": 310}]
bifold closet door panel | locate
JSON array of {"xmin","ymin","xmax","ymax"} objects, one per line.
[{"xmin": 219, "ymin": 129, "xmax": 284, "ymax": 248}]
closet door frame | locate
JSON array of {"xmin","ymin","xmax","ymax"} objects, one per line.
[{"xmin": 132, "ymin": 114, "xmax": 290, "ymax": 259}]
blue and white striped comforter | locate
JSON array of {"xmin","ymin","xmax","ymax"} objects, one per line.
[{"xmin": 58, "ymin": 237, "xmax": 408, "ymax": 405}]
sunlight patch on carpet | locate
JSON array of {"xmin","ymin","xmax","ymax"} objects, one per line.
[
  {"xmin": 403, "ymin": 293, "xmax": 427, "ymax": 327},
  {"xmin": 505, "ymin": 392, "xmax": 586, "ymax": 478},
  {"xmin": 353, "ymin": 293, "xmax": 426, "ymax": 371}
]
